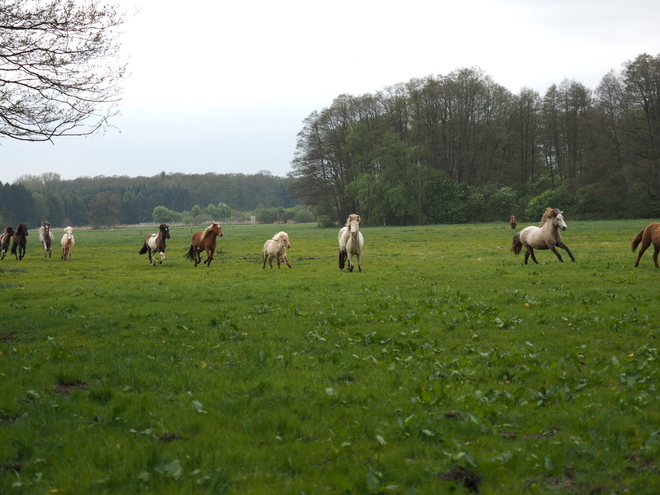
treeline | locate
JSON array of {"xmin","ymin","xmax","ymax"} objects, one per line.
[
  {"xmin": 0, "ymin": 171, "xmax": 300, "ymax": 227},
  {"xmin": 291, "ymin": 53, "xmax": 660, "ymax": 225}
]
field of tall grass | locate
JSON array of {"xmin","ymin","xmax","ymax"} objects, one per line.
[{"xmin": 1, "ymin": 220, "xmax": 659, "ymax": 494}]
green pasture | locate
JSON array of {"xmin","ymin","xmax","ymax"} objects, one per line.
[{"xmin": 1, "ymin": 220, "xmax": 659, "ymax": 494}]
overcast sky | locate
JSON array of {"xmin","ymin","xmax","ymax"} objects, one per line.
[{"xmin": 1, "ymin": 0, "xmax": 659, "ymax": 184}]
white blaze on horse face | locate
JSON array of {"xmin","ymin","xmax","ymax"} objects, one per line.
[{"xmin": 556, "ymin": 214, "xmax": 567, "ymax": 230}]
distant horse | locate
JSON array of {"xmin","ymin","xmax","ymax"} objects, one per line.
[
  {"xmin": 338, "ymin": 214, "xmax": 364, "ymax": 272},
  {"xmin": 631, "ymin": 222, "xmax": 660, "ymax": 268},
  {"xmin": 39, "ymin": 221, "xmax": 54, "ymax": 258},
  {"xmin": 11, "ymin": 223, "xmax": 28, "ymax": 260},
  {"xmin": 61, "ymin": 226, "xmax": 75, "ymax": 261},
  {"xmin": 0, "ymin": 226, "xmax": 15, "ymax": 260},
  {"xmin": 139, "ymin": 223, "xmax": 170, "ymax": 266},
  {"xmin": 262, "ymin": 231, "xmax": 291, "ymax": 269},
  {"xmin": 509, "ymin": 215, "xmax": 518, "ymax": 229},
  {"xmin": 185, "ymin": 222, "xmax": 224, "ymax": 267},
  {"xmin": 510, "ymin": 208, "xmax": 576, "ymax": 264}
]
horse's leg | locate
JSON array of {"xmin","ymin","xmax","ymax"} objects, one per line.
[
  {"xmin": 634, "ymin": 242, "xmax": 649, "ymax": 267},
  {"xmin": 549, "ymin": 246, "xmax": 564, "ymax": 263},
  {"xmin": 356, "ymin": 252, "xmax": 362, "ymax": 272},
  {"xmin": 524, "ymin": 249, "xmax": 538, "ymax": 264},
  {"xmin": 347, "ymin": 251, "xmax": 354, "ymax": 272},
  {"xmin": 284, "ymin": 253, "xmax": 291, "ymax": 269},
  {"xmin": 158, "ymin": 251, "xmax": 165, "ymax": 264},
  {"xmin": 556, "ymin": 241, "xmax": 576, "ymax": 262},
  {"xmin": 205, "ymin": 248, "xmax": 214, "ymax": 266},
  {"xmin": 276, "ymin": 255, "xmax": 281, "ymax": 269},
  {"xmin": 653, "ymin": 245, "xmax": 660, "ymax": 268},
  {"xmin": 269, "ymin": 255, "xmax": 274, "ymax": 269}
]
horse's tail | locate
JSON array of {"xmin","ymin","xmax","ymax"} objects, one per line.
[
  {"xmin": 139, "ymin": 242, "xmax": 148, "ymax": 255},
  {"xmin": 631, "ymin": 229, "xmax": 645, "ymax": 252},
  {"xmin": 184, "ymin": 244, "xmax": 195, "ymax": 261},
  {"xmin": 338, "ymin": 249, "xmax": 346, "ymax": 270},
  {"xmin": 510, "ymin": 233, "xmax": 523, "ymax": 255}
]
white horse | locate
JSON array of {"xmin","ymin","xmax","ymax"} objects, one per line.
[
  {"xmin": 39, "ymin": 221, "xmax": 54, "ymax": 258},
  {"xmin": 511, "ymin": 208, "xmax": 576, "ymax": 264},
  {"xmin": 262, "ymin": 231, "xmax": 291, "ymax": 269},
  {"xmin": 61, "ymin": 226, "xmax": 75, "ymax": 260},
  {"xmin": 338, "ymin": 214, "xmax": 364, "ymax": 272},
  {"xmin": 139, "ymin": 223, "xmax": 170, "ymax": 266}
]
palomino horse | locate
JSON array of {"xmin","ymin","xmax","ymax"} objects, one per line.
[
  {"xmin": 61, "ymin": 226, "xmax": 75, "ymax": 261},
  {"xmin": 509, "ymin": 215, "xmax": 518, "ymax": 229},
  {"xmin": 139, "ymin": 223, "xmax": 170, "ymax": 266},
  {"xmin": 0, "ymin": 226, "xmax": 15, "ymax": 260},
  {"xmin": 338, "ymin": 214, "xmax": 364, "ymax": 272},
  {"xmin": 510, "ymin": 208, "xmax": 576, "ymax": 264},
  {"xmin": 11, "ymin": 223, "xmax": 28, "ymax": 260},
  {"xmin": 631, "ymin": 222, "xmax": 660, "ymax": 268},
  {"xmin": 185, "ymin": 222, "xmax": 224, "ymax": 267},
  {"xmin": 39, "ymin": 221, "xmax": 54, "ymax": 258},
  {"xmin": 262, "ymin": 231, "xmax": 292, "ymax": 269}
]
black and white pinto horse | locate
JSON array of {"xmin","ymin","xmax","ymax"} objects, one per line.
[
  {"xmin": 39, "ymin": 221, "xmax": 54, "ymax": 258},
  {"xmin": 139, "ymin": 223, "xmax": 170, "ymax": 266},
  {"xmin": 338, "ymin": 214, "xmax": 364, "ymax": 272},
  {"xmin": 0, "ymin": 226, "xmax": 15, "ymax": 260}
]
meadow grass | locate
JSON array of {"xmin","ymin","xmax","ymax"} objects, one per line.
[{"xmin": 1, "ymin": 220, "xmax": 659, "ymax": 494}]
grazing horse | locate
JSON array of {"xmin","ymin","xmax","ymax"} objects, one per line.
[
  {"xmin": 510, "ymin": 208, "xmax": 576, "ymax": 264},
  {"xmin": 0, "ymin": 226, "xmax": 15, "ymax": 260},
  {"xmin": 338, "ymin": 214, "xmax": 364, "ymax": 272},
  {"xmin": 262, "ymin": 231, "xmax": 292, "ymax": 269},
  {"xmin": 39, "ymin": 221, "xmax": 54, "ymax": 258},
  {"xmin": 631, "ymin": 222, "xmax": 660, "ymax": 268},
  {"xmin": 509, "ymin": 215, "xmax": 518, "ymax": 229},
  {"xmin": 185, "ymin": 222, "xmax": 224, "ymax": 267},
  {"xmin": 11, "ymin": 223, "xmax": 28, "ymax": 260},
  {"xmin": 139, "ymin": 223, "xmax": 170, "ymax": 266},
  {"xmin": 61, "ymin": 226, "xmax": 75, "ymax": 261}
]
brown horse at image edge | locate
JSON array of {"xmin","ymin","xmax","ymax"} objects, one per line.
[{"xmin": 631, "ymin": 222, "xmax": 660, "ymax": 268}]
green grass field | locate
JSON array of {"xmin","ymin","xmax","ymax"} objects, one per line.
[{"xmin": 1, "ymin": 220, "xmax": 659, "ymax": 494}]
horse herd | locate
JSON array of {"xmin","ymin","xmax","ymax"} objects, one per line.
[{"xmin": 3, "ymin": 211, "xmax": 660, "ymax": 269}]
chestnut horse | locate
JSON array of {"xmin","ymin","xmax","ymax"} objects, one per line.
[
  {"xmin": 338, "ymin": 214, "xmax": 364, "ymax": 272},
  {"xmin": 0, "ymin": 226, "xmax": 15, "ymax": 260},
  {"xmin": 509, "ymin": 215, "xmax": 518, "ymax": 229},
  {"xmin": 185, "ymin": 222, "xmax": 224, "ymax": 267},
  {"xmin": 11, "ymin": 223, "xmax": 28, "ymax": 260},
  {"xmin": 139, "ymin": 223, "xmax": 170, "ymax": 266},
  {"xmin": 262, "ymin": 231, "xmax": 291, "ymax": 269},
  {"xmin": 510, "ymin": 208, "xmax": 576, "ymax": 264},
  {"xmin": 39, "ymin": 221, "xmax": 54, "ymax": 258},
  {"xmin": 631, "ymin": 222, "xmax": 660, "ymax": 268}
]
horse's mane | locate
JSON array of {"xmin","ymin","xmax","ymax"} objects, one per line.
[
  {"xmin": 272, "ymin": 231, "xmax": 288, "ymax": 242},
  {"xmin": 539, "ymin": 208, "xmax": 560, "ymax": 227},
  {"xmin": 199, "ymin": 223, "xmax": 216, "ymax": 241},
  {"xmin": 345, "ymin": 214, "xmax": 361, "ymax": 227}
]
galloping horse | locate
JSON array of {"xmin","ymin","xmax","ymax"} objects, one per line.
[
  {"xmin": 509, "ymin": 215, "xmax": 518, "ymax": 229},
  {"xmin": 11, "ymin": 223, "xmax": 28, "ymax": 260},
  {"xmin": 262, "ymin": 231, "xmax": 292, "ymax": 269},
  {"xmin": 631, "ymin": 222, "xmax": 660, "ymax": 268},
  {"xmin": 139, "ymin": 223, "xmax": 170, "ymax": 266},
  {"xmin": 39, "ymin": 221, "xmax": 54, "ymax": 258},
  {"xmin": 61, "ymin": 226, "xmax": 75, "ymax": 261},
  {"xmin": 0, "ymin": 226, "xmax": 15, "ymax": 260},
  {"xmin": 185, "ymin": 222, "xmax": 224, "ymax": 267},
  {"xmin": 338, "ymin": 214, "xmax": 364, "ymax": 272},
  {"xmin": 510, "ymin": 208, "xmax": 576, "ymax": 264}
]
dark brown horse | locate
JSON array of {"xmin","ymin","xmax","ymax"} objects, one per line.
[
  {"xmin": 631, "ymin": 222, "xmax": 660, "ymax": 268},
  {"xmin": 509, "ymin": 215, "xmax": 518, "ymax": 229},
  {"xmin": 139, "ymin": 223, "xmax": 170, "ymax": 266},
  {"xmin": 0, "ymin": 226, "xmax": 15, "ymax": 260},
  {"xmin": 185, "ymin": 222, "xmax": 224, "ymax": 267},
  {"xmin": 11, "ymin": 223, "xmax": 28, "ymax": 260}
]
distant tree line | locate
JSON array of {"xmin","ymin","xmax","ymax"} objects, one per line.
[
  {"xmin": 0, "ymin": 172, "xmax": 300, "ymax": 228},
  {"xmin": 290, "ymin": 53, "xmax": 660, "ymax": 225}
]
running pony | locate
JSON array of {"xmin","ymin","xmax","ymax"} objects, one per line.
[
  {"xmin": 185, "ymin": 222, "xmax": 224, "ymax": 267},
  {"xmin": 0, "ymin": 226, "xmax": 14, "ymax": 260},
  {"xmin": 262, "ymin": 231, "xmax": 291, "ymax": 269},
  {"xmin": 11, "ymin": 223, "xmax": 28, "ymax": 260},
  {"xmin": 631, "ymin": 222, "xmax": 660, "ymax": 268},
  {"xmin": 510, "ymin": 208, "xmax": 576, "ymax": 264},
  {"xmin": 61, "ymin": 226, "xmax": 75, "ymax": 260},
  {"xmin": 39, "ymin": 221, "xmax": 54, "ymax": 258},
  {"xmin": 338, "ymin": 214, "xmax": 364, "ymax": 272},
  {"xmin": 139, "ymin": 223, "xmax": 170, "ymax": 266}
]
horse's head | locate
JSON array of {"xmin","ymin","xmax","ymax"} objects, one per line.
[
  {"xmin": 160, "ymin": 224, "xmax": 170, "ymax": 239},
  {"xmin": 63, "ymin": 226, "xmax": 73, "ymax": 239},
  {"xmin": 276, "ymin": 232, "xmax": 291, "ymax": 248},
  {"xmin": 5, "ymin": 226, "xmax": 14, "ymax": 236},
  {"xmin": 213, "ymin": 222, "xmax": 224, "ymax": 237},
  {"xmin": 555, "ymin": 210, "xmax": 567, "ymax": 230}
]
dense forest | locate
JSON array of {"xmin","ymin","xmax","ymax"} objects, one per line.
[
  {"xmin": 0, "ymin": 172, "xmax": 301, "ymax": 227},
  {"xmin": 290, "ymin": 53, "xmax": 660, "ymax": 226}
]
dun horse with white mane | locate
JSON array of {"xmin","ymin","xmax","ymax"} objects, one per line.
[
  {"xmin": 185, "ymin": 222, "xmax": 224, "ymax": 267},
  {"xmin": 61, "ymin": 227, "xmax": 75, "ymax": 260},
  {"xmin": 139, "ymin": 223, "xmax": 170, "ymax": 266},
  {"xmin": 39, "ymin": 221, "xmax": 54, "ymax": 258},
  {"xmin": 262, "ymin": 231, "xmax": 292, "ymax": 269},
  {"xmin": 510, "ymin": 208, "xmax": 576, "ymax": 264},
  {"xmin": 0, "ymin": 226, "xmax": 15, "ymax": 260},
  {"xmin": 338, "ymin": 214, "xmax": 364, "ymax": 272}
]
